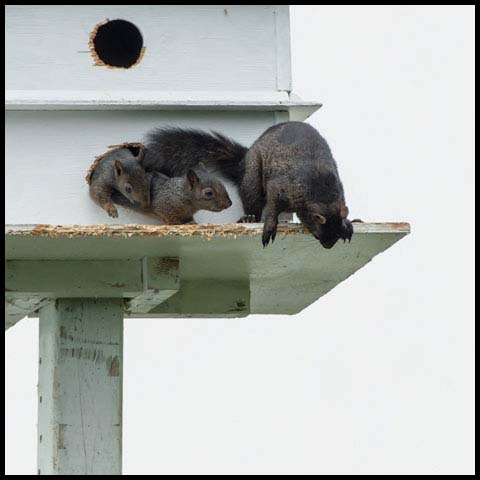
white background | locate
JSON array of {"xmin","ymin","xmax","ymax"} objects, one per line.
[{"xmin": 5, "ymin": 5, "xmax": 475, "ymax": 475}]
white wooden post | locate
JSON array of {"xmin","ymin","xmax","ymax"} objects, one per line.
[{"xmin": 37, "ymin": 299, "xmax": 124, "ymax": 475}]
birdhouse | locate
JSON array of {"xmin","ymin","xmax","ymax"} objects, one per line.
[{"xmin": 5, "ymin": 5, "xmax": 409, "ymax": 475}]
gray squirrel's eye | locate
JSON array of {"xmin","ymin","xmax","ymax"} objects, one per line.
[
  {"xmin": 125, "ymin": 184, "xmax": 133, "ymax": 194},
  {"xmin": 203, "ymin": 188, "xmax": 214, "ymax": 199}
]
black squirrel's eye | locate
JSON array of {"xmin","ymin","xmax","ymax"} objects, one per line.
[
  {"xmin": 203, "ymin": 188, "xmax": 214, "ymax": 199},
  {"xmin": 125, "ymin": 184, "xmax": 133, "ymax": 194}
]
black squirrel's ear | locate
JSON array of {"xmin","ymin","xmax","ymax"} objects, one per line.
[
  {"xmin": 313, "ymin": 213, "xmax": 327, "ymax": 224},
  {"xmin": 340, "ymin": 204, "xmax": 349, "ymax": 219},
  {"xmin": 114, "ymin": 160, "xmax": 123, "ymax": 177},
  {"xmin": 186, "ymin": 169, "xmax": 200, "ymax": 188},
  {"xmin": 338, "ymin": 197, "xmax": 349, "ymax": 219}
]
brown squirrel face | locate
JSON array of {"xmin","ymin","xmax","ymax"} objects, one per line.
[
  {"xmin": 186, "ymin": 168, "xmax": 232, "ymax": 213},
  {"xmin": 114, "ymin": 160, "xmax": 151, "ymax": 209},
  {"xmin": 299, "ymin": 202, "xmax": 353, "ymax": 249}
]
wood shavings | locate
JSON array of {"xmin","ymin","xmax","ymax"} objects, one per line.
[
  {"xmin": 6, "ymin": 223, "xmax": 310, "ymax": 239},
  {"xmin": 5, "ymin": 223, "xmax": 410, "ymax": 239}
]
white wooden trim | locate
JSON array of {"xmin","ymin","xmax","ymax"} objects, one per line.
[
  {"xmin": 274, "ymin": 6, "xmax": 292, "ymax": 92},
  {"xmin": 5, "ymin": 258, "xmax": 179, "ymax": 299},
  {"xmin": 274, "ymin": 111, "xmax": 290, "ymax": 124},
  {"xmin": 5, "ymin": 90, "xmax": 321, "ymax": 119},
  {"xmin": 5, "ymin": 257, "xmax": 180, "ymax": 329}
]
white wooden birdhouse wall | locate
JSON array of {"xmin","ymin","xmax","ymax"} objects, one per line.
[{"xmin": 6, "ymin": 4, "xmax": 320, "ymax": 225}]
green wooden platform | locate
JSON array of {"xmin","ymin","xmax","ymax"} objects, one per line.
[{"xmin": 5, "ymin": 222, "xmax": 410, "ymax": 329}]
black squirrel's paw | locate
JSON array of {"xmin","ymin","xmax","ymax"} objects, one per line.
[
  {"xmin": 237, "ymin": 214, "xmax": 257, "ymax": 224},
  {"xmin": 351, "ymin": 218, "xmax": 364, "ymax": 223},
  {"xmin": 340, "ymin": 219, "xmax": 354, "ymax": 243},
  {"xmin": 262, "ymin": 224, "xmax": 277, "ymax": 247},
  {"xmin": 107, "ymin": 205, "xmax": 119, "ymax": 218}
]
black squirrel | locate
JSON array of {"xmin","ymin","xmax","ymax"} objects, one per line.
[
  {"xmin": 111, "ymin": 163, "xmax": 232, "ymax": 224},
  {"xmin": 141, "ymin": 122, "xmax": 353, "ymax": 248},
  {"xmin": 141, "ymin": 127, "xmax": 248, "ymax": 180},
  {"xmin": 87, "ymin": 144, "xmax": 151, "ymax": 218}
]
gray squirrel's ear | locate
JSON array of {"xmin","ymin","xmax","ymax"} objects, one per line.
[
  {"xmin": 197, "ymin": 162, "xmax": 208, "ymax": 172},
  {"xmin": 186, "ymin": 169, "xmax": 200, "ymax": 188},
  {"xmin": 114, "ymin": 160, "xmax": 123, "ymax": 177}
]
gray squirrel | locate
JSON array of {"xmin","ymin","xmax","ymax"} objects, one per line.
[
  {"xmin": 111, "ymin": 163, "xmax": 232, "ymax": 224},
  {"xmin": 141, "ymin": 122, "xmax": 353, "ymax": 248},
  {"xmin": 87, "ymin": 144, "xmax": 151, "ymax": 218}
]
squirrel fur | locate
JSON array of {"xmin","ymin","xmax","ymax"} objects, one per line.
[
  {"xmin": 88, "ymin": 145, "xmax": 151, "ymax": 218},
  {"xmin": 141, "ymin": 122, "xmax": 353, "ymax": 248},
  {"xmin": 141, "ymin": 127, "xmax": 248, "ymax": 183},
  {"xmin": 111, "ymin": 163, "xmax": 232, "ymax": 224}
]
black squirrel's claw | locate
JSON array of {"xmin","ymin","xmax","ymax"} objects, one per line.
[
  {"xmin": 340, "ymin": 219, "xmax": 354, "ymax": 244},
  {"xmin": 262, "ymin": 232, "xmax": 270, "ymax": 247},
  {"xmin": 262, "ymin": 224, "xmax": 277, "ymax": 248}
]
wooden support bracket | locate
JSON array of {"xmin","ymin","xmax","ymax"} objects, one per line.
[
  {"xmin": 125, "ymin": 257, "xmax": 180, "ymax": 314},
  {"xmin": 128, "ymin": 279, "xmax": 251, "ymax": 318},
  {"xmin": 5, "ymin": 296, "xmax": 51, "ymax": 330},
  {"xmin": 5, "ymin": 257, "xmax": 180, "ymax": 329}
]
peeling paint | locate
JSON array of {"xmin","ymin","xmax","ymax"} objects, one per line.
[
  {"xmin": 154, "ymin": 258, "xmax": 179, "ymax": 275},
  {"xmin": 236, "ymin": 300, "xmax": 247, "ymax": 309},
  {"xmin": 106, "ymin": 282, "xmax": 127, "ymax": 288},
  {"xmin": 108, "ymin": 356, "xmax": 120, "ymax": 377},
  {"xmin": 59, "ymin": 326, "xmax": 73, "ymax": 341},
  {"xmin": 59, "ymin": 347, "xmax": 106, "ymax": 364},
  {"xmin": 58, "ymin": 424, "xmax": 68, "ymax": 450}
]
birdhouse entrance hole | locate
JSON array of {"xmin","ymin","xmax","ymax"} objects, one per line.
[{"xmin": 89, "ymin": 19, "xmax": 144, "ymax": 69}]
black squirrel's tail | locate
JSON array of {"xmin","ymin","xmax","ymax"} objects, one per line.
[{"xmin": 142, "ymin": 127, "xmax": 248, "ymax": 183}]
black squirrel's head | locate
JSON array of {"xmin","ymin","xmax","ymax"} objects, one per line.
[
  {"xmin": 187, "ymin": 163, "xmax": 232, "ymax": 212},
  {"xmin": 299, "ymin": 201, "xmax": 353, "ymax": 249},
  {"xmin": 113, "ymin": 158, "xmax": 151, "ymax": 209}
]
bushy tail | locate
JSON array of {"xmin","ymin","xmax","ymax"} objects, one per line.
[{"xmin": 142, "ymin": 127, "xmax": 248, "ymax": 183}]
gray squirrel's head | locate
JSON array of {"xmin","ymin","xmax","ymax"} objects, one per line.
[
  {"xmin": 299, "ymin": 200, "xmax": 353, "ymax": 249},
  {"xmin": 113, "ymin": 157, "xmax": 151, "ymax": 209},
  {"xmin": 186, "ymin": 163, "xmax": 232, "ymax": 212}
]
